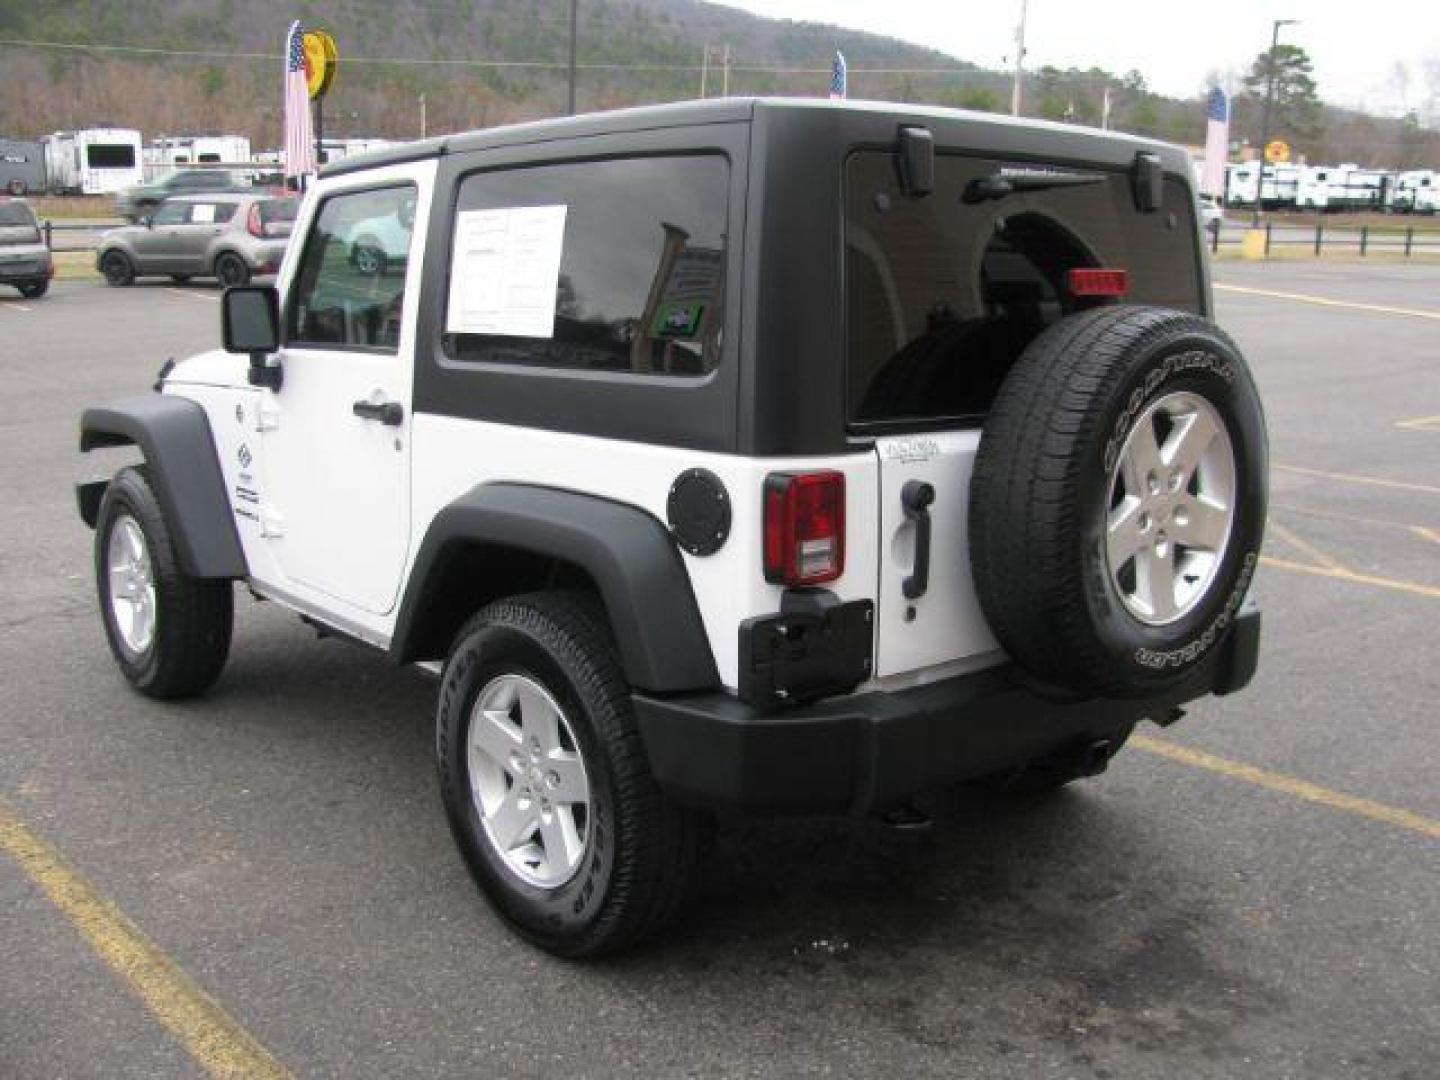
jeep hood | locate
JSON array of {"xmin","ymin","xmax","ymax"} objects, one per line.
[{"xmin": 165, "ymin": 349, "xmax": 248, "ymax": 389}]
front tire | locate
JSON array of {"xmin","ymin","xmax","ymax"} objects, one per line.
[
  {"xmin": 94, "ymin": 467, "xmax": 233, "ymax": 699},
  {"xmin": 100, "ymin": 250, "xmax": 135, "ymax": 287},
  {"xmin": 436, "ymin": 591, "xmax": 708, "ymax": 957},
  {"xmin": 18, "ymin": 280, "xmax": 48, "ymax": 299}
]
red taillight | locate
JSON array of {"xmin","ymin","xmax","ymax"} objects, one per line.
[
  {"xmin": 763, "ymin": 471, "xmax": 845, "ymax": 586},
  {"xmin": 1068, "ymin": 267, "xmax": 1129, "ymax": 298},
  {"xmin": 247, "ymin": 203, "xmax": 264, "ymax": 239}
]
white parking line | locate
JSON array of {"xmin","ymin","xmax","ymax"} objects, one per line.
[
  {"xmin": 1, "ymin": 302, "xmax": 33, "ymax": 313},
  {"xmin": 162, "ymin": 288, "xmax": 219, "ymax": 303}
]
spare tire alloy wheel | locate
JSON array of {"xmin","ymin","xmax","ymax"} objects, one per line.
[
  {"xmin": 970, "ymin": 305, "xmax": 1267, "ymax": 698},
  {"xmin": 1105, "ymin": 391, "xmax": 1235, "ymax": 625}
]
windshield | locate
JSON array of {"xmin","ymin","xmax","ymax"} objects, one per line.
[{"xmin": 0, "ymin": 201, "xmax": 41, "ymax": 243}]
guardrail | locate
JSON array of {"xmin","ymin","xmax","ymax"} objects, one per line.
[
  {"xmin": 41, "ymin": 220, "xmax": 121, "ymax": 253},
  {"xmin": 1210, "ymin": 222, "xmax": 1440, "ymax": 257}
]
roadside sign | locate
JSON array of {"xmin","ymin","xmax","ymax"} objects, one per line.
[
  {"xmin": 1265, "ymin": 140, "xmax": 1290, "ymax": 164},
  {"xmin": 302, "ymin": 30, "xmax": 338, "ymax": 99}
]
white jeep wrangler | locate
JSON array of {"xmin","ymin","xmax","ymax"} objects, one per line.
[{"xmin": 79, "ymin": 99, "xmax": 1267, "ymax": 956}]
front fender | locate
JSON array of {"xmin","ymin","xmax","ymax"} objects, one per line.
[{"xmin": 79, "ymin": 394, "xmax": 246, "ymax": 579}]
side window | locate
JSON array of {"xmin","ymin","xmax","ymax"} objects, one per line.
[
  {"xmin": 444, "ymin": 155, "xmax": 727, "ymax": 377},
  {"xmin": 287, "ymin": 184, "xmax": 417, "ymax": 352},
  {"xmin": 152, "ymin": 201, "xmax": 188, "ymax": 226},
  {"xmin": 209, "ymin": 202, "xmax": 238, "ymax": 224}
]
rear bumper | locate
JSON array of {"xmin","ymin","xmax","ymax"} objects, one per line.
[{"xmin": 634, "ymin": 601, "xmax": 1260, "ymax": 816}]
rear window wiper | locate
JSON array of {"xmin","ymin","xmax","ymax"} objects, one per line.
[{"xmin": 963, "ymin": 170, "xmax": 1105, "ymax": 204}]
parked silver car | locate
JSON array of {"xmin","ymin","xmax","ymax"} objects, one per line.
[
  {"xmin": 96, "ymin": 193, "xmax": 297, "ymax": 287},
  {"xmin": 0, "ymin": 199, "xmax": 53, "ymax": 299}
]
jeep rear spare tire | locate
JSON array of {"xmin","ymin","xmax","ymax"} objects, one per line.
[{"xmin": 970, "ymin": 305, "xmax": 1267, "ymax": 698}]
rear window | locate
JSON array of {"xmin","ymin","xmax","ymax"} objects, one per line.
[
  {"xmin": 86, "ymin": 144, "xmax": 136, "ymax": 169},
  {"xmin": 846, "ymin": 151, "xmax": 1202, "ymax": 428}
]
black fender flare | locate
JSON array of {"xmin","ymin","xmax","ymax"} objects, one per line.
[
  {"xmin": 391, "ymin": 483, "xmax": 720, "ymax": 693},
  {"xmin": 79, "ymin": 394, "xmax": 247, "ymax": 580}
]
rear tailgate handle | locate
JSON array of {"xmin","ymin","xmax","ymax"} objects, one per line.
[
  {"xmin": 352, "ymin": 398, "xmax": 404, "ymax": 426},
  {"xmin": 901, "ymin": 480, "xmax": 935, "ymax": 600}
]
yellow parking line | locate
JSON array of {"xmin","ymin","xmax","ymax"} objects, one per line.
[
  {"xmin": 1266, "ymin": 520, "xmax": 1348, "ymax": 573},
  {"xmin": 1215, "ymin": 282, "xmax": 1440, "ymax": 320},
  {"xmin": 1271, "ymin": 501, "xmax": 1435, "ymax": 534},
  {"xmin": 1412, "ymin": 526, "xmax": 1440, "ymax": 547},
  {"xmin": 1274, "ymin": 463, "xmax": 1440, "ymax": 496},
  {"xmin": 1260, "ymin": 554, "xmax": 1440, "ymax": 601},
  {"xmin": 0, "ymin": 797, "xmax": 291, "ymax": 1079},
  {"xmin": 1131, "ymin": 736, "xmax": 1440, "ymax": 841},
  {"xmin": 1396, "ymin": 414, "xmax": 1440, "ymax": 431},
  {"xmin": 2, "ymin": 302, "xmax": 34, "ymax": 312}
]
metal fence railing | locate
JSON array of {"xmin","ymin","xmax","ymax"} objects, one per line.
[{"xmin": 1210, "ymin": 222, "xmax": 1440, "ymax": 257}]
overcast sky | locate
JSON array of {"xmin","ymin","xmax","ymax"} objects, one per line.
[{"xmin": 717, "ymin": 0, "xmax": 1439, "ymax": 115}]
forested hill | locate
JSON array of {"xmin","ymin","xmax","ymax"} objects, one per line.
[{"xmin": 1, "ymin": 0, "xmax": 1434, "ymax": 168}]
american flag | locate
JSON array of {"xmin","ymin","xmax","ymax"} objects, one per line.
[
  {"xmin": 1202, "ymin": 85, "xmax": 1229, "ymax": 197},
  {"xmin": 284, "ymin": 21, "xmax": 316, "ymax": 180},
  {"xmin": 829, "ymin": 51, "xmax": 847, "ymax": 100}
]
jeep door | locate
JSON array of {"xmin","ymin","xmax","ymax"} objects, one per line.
[{"xmin": 257, "ymin": 165, "xmax": 430, "ymax": 618}]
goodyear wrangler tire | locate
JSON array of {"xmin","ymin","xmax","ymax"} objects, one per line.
[{"xmin": 970, "ymin": 305, "xmax": 1267, "ymax": 698}]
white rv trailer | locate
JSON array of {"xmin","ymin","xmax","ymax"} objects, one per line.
[
  {"xmin": 1388, "ymin": 170, "xmax": 1438, "ymax": 214},
  {"xmin": 42, "ymin": 128, "xmax": 144, "ymax": 194},
  {"xmin": 1224, "ymin": 162, "xmax": 1300, "ymax": 208},
  {"xmin": 1296, "ymin": 165, "xmax": 1392, "ymax": 211}
]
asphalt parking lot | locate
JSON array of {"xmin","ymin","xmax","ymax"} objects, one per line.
[{"xmin": 1, "ymin": 266, "xmax": 1437, "ymax": 1078}]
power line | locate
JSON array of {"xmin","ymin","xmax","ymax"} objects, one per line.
[{"xmin": 0, "ymin": 37, "xmax": 976, "ymax": 76}]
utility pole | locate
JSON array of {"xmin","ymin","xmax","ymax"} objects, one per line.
[
  {"xmin": 721, "ymin": 43, "xmax": 731, "ymax": 97},
  {"xmin": 419, "ymin": 93, "xmax": 426, "ymax": 139},
  {"xmin": 1101, "ymin": 84, "xmax": 1111, "ymax": 130},
  {"xmin": 1252, "ymin": 18, "xmax": 1298, "ymax": 227},
  {"xmin": 1010, "ymin": 0, "xmax": 1029, "ymax": 116},
  {"xmin": 566, "ymin": 0, "xmax": 578, "ymax": 116},
  {"xmin": 700, "ymin": 45, "xmax": 710, "ymax": 98}
]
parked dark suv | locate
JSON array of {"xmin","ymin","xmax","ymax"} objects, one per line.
[
  {"xmin": 79, "ymin": 99, "xmax": 1267, "ymax": 956},
  {"xmin": 0, "ymin": 199, "xmax": 53, "ymax": 298},
  {"xmin": 114, "ymin": 169, "xmax": 247, "ymax": 222}
]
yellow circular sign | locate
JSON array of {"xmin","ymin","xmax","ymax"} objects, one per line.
[
  {"xmin": 1265, "ymin": 139, "xmax": 1290, "ymax": 164},
  {"xmin": 302, "ymin": 30, "xmax": 338, "ymax": 100}
]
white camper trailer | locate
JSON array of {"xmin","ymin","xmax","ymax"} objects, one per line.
[
  {"xmin": 42, "ymin": 128, "xmax": 143, "ymax": 194},
  {"xmin": 1388, "ymin": 170, "xmax": 1438, "ymax": 214},
  {"xmin": 1296, "ymin": 165, "xmax": 1392, "ymax": 211}
]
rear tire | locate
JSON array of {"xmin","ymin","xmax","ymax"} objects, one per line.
[
  {"xmin": 436, "ymin": 591, "xmax": 709, "ymax": 957},
  {"xmin": 100, "ymin": 250, "xmax": 135, "ymax": 287},
  {"xmin": 970, "ymin": 305, "xmax": 1268, "ymax": 698},
  {"xmin": 18, "ymin": 280, "xmax": 48, "ymax": 299},
  {"xmin": 214, "ymin": 252, "xmax": 249, "ymax": 288},
  {"xmin": 94, "ymin": 467, "xmax": 233, "ymax": 699}
]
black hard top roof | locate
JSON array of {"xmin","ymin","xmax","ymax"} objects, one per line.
[{"xmin": 322, "ymin": 96, "xmax": 1177, "ymax": 179}]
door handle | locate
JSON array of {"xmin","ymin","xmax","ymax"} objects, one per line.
[
  {"xmin": 352, "ymin": 398, "xmax": 404, "ymax": 426},
  {"xmin": 901, "ymin": 480, "xmax": 935, "ymax": 600}
]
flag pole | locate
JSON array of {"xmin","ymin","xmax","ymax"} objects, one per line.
[{"xmin": 314, "ymin": 97, "xmax": 323, "ymax": 181}]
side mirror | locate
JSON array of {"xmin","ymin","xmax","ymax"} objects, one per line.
[{"xmin": 222, "ymin": 285, "xmax": 283, "ymax": 391}]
